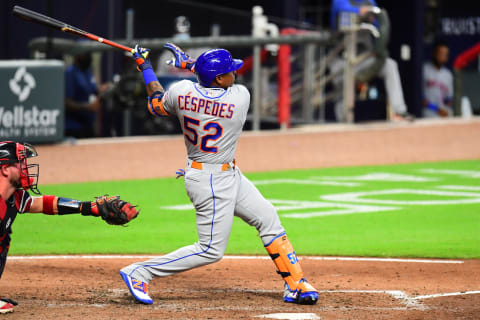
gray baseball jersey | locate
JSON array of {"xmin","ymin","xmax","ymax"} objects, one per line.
[
  {"xmin": 423, "ymin": 61, "xmax": 453, "ymax": 117},
  {"xmin": 121, "ymin": 80, "xmax": 285, "ymax": 282},
  {"xmin": 162, "ymin": 80, "xmax": 249, "ymax": 164}
]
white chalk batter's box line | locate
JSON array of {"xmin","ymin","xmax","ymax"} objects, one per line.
[
  {"xmin": 228, "ymin": 289, "xmax": 480, "ymax": 311},
  {"xmin": 8, "ymin": 255, "xmax": 464, "ymax": 264},
  {"xmin": 109, "ymin": 287, "xmax": 479, "ymax": 312}
]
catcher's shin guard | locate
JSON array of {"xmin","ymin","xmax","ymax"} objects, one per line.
[{"xmin": 265, "ymin": 233, "xmax": 318, "ymax": 305}]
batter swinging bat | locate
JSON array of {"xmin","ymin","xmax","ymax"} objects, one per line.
[{"xmin": 12, "ymin": 5, "xmax": 134, "ymax": 53}]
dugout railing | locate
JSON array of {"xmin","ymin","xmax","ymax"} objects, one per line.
[{"xmin": 453, "ymin": 42, "xmax": 480, "ymax": 117}]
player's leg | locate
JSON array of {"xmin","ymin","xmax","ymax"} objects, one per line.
[
  {"xmin": 379, "ymin": 57, "xmax": 408, "ymax": 115},
  {"xmin": 232, "ymin": 171, "xmax": 284, "ymax": 244},
  {"xmin": 121, "ymin": 170, "xmax": 236, "ymax": 304},
  {"xmin": 0, "ymin": 245, "xmax": 8, "ymax": 279},
  {"xmin": 233, "ymin": 169, "xmax": 318, "ymax": 305},
  {"xmin": 0, "ymin": 246, "xmax": 15, "ymax": 313}
]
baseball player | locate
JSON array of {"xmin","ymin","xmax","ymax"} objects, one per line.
[
  {"xmin": 423, "ymin": 40, "xmax": 453, "ymax": 118},
  {"xmin": 0, "ymin": 141, "xmax": 138, "ymax": 314},
  {"xmin": 120, "ymin": 44, "xmax": 319, "ymax": 305}
]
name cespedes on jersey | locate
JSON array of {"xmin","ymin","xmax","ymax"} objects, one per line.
[{"xmin": 177, "ymin": 94, "xmax": 235, "ymax": 119}]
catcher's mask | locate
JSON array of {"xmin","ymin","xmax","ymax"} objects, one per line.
[{"xmin": 0, "ymin": 141, "xmax": 40, "ymax": 194}]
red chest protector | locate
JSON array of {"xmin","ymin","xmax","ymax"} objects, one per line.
[{"xmin": 0, "ymin": 190, "xmax": 32, "ymax": 251}]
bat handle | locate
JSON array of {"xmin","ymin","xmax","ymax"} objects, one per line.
[{"xmin": 129, "ymin": 46, "xmax": 150, "ymax": 59}]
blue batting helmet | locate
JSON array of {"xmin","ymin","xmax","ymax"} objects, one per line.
[{"xmin": 194, "ymin": 49, "xmax": 244, "ymax": 87}]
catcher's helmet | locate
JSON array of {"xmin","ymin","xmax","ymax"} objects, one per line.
[
  {"xmin": 194, "ymin": 49, "xmax": 244, "ymax": 87},
  {"xmin": 0, "ymin": 141, "xmax": 40, "ymax": 194}
]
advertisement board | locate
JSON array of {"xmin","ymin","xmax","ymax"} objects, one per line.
[{"xmin": 0, "ymin": 60, "xmax": 64, "ymax": 143}]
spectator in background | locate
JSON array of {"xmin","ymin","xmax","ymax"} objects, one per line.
[
  {"xmin": 330, "ymin": 0, "xmax": 414, "ymax": 122},
  {"xmin": 156, "ymin": 16, "xmax": 209, "ymax": 77},
  {"xmin": 64, "ymin": 51, "xmax": 105, "ymax": 138},
  {"xmin": 423, "ymin": 40, "xmax": 453, "ymax": 118}
]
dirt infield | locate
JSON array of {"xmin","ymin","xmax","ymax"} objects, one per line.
[
  {"xmin": 3, "ymin": 256, "xmax": 480, "ymax": 319},
  {"xmin": 3, "ymin": 118, "xmax": 480, "ymax": 319}
]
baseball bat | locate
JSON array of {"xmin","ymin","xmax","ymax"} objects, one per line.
[{"xmin": 13, "ymin": 5, "xmax": 134, "ymax": 53}]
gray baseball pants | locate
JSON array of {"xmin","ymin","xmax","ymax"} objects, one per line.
[{"xmin": 121, "ymin": 161, "xmax": 285, "ymax": 283}]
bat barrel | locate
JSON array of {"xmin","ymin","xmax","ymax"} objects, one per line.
[{"xmin": 13, "ymin": 5, "xmax": 67, "ymax": 29}]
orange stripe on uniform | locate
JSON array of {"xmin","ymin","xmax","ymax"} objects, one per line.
[
  {"xmin": 191, "ymin": 161, "xmax": 203, "ymax": 170},
  {"xmin": 191, "ymin": 161, "xmax": 233, "ymax": 171}
]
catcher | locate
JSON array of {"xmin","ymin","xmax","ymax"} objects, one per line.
[{"xmin": 0, "ymin": 141, "xmax": 139, "ymax": 314}]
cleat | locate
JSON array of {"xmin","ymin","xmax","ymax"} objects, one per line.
[
  {"xmin": 392, "ymin": 111, "xmax": 415, "ymax": 122},
  {"xmin": 120, "ymin": 271, "xmax": 153, "ymax": 304},
  {"xmin": 0, "ymin": 300, "xmax": 14, "ymax": 314},
  {"xmin": 298, "ymin": 291, "xmax": 319, "ymax": 305},
  {"xmin": 283, "ymin": 279, "xmax": 318, "ymax": 305},
  {"xmin": 0, "ymin": 298, "xmax": 18, "ymax": 306}
]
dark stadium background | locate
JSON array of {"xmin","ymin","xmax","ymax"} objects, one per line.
[{"xmin": 1, "ymin": 0, "xmax": 479, "ymax": 118}]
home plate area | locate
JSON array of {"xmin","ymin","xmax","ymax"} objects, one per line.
[{"xmin": 255, "ymin": 313, "xmax": 320, "ymax": 319}]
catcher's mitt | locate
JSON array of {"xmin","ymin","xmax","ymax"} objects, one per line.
[{"xmin": 94, "ymin": 196, "xmax": 139, "ymax": 225}]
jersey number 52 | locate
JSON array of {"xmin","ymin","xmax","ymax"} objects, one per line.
[{"xmin": 183, "ymin": 115, "xmax": 223, "ymax": 153}]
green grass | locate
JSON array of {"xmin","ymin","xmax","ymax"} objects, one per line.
[{"xmin": 10, "ymin": 159, "xmax": 480, "ymax": 258}]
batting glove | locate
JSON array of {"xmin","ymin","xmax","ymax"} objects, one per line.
[
  {"xmin": 175, "ymin": 168, "xmax": 185, "ymax": 179},
  {"xmin": 132, "ymin": 44, "xmax": 152, "ymax": 72},
  {"xmin": 164, "ymin": 43, "xmax": 196, "ymax": 71}
]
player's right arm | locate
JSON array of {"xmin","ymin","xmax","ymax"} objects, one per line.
[{"xmin": 132, "ymin": 44, "xmax": 169, "ymax": 117}]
